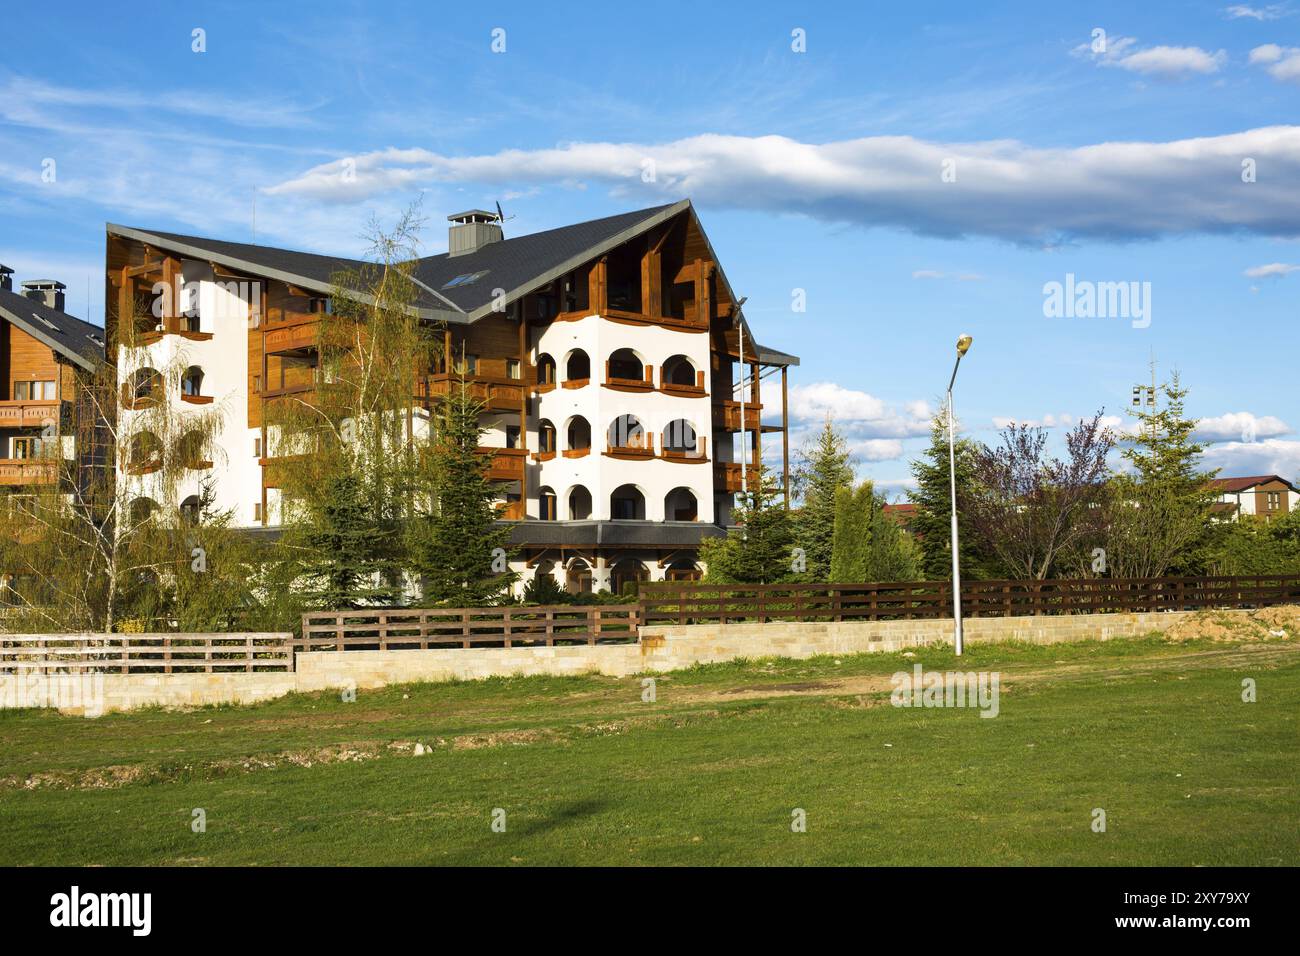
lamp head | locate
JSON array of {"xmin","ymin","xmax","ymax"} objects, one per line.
[{"xmin": 956, "ymin": 334, "xmax": 973, "ymax": 357}]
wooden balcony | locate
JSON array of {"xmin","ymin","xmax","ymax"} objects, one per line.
[
  {"xmin": 263, "ymin": 322, "xmax": 318, "ymax": 354},
  {"xmin": 480, "ymin": 446, "xmax": 526, "ymax": 482},
  {"xmin": 605, "ymin": 436, "xmax": 656, "ymax": 460},
  {"xmin": 661, "ymin": 437, "xmax": 708, "ymax": 464},
  {"xmin": 714, "ymin": 461, "xmax": 762, "ymax": 493},
  {"xmin": 603, "ymin": 361, "xmax": 655, "ymax": 392},
  {"xmin": 421, "ymin": 375, "xmax": 527, "ymax": 411},
  {"xmin": 0, "ymin": 458, "xmax": 56, "ymax": 485},
  {"xmin": 714, "ymin": 400, "xmax": 762, "ymax": 432},
  {"xmin": 0, "ymin": 400, "xmax": 60, "ymax": 428}
]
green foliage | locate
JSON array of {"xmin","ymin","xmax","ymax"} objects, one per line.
[
  {"xmin": 907, "ymin": 412, "xmax": 1000, "ymax": 580},
  {"xmin": 1105, "ymin": 373, "xmax": 1220, "ymax": 578},
  {"xmin": 830, "ymin": 481, "xmax": 920, "ymax": 582},
  {"xmin": 409, "ymin": 377, "xmax": 517, "ymax": 605},
  {"xmin": 1205, "ymin": 509, "xmax": 1300, "ymax": 575},
  {"xmin": 521, "ymin": 572, "xmax": 567, "ymax": 605},
  {"xmin": 793, "ymin": 420, "xmax": 854, "ymax": 580},
  {"xmin": 701, "ymin": 466, "xmax": 798, "ymax": 583}
]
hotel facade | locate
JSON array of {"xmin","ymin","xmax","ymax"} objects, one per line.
[{"xmin": 103, "ymin": 200, "xmax": 798, "ymax": 595}]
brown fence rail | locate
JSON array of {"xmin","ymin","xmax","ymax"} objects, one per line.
[
  {"xmin": 639, "ymin": 575, "xmax": 1300, "ymax": 625},
  {"xmin": 298, "ymin": 605, "xmax": 641, "ymax": 653},
  {"xmin": 0, "ymin": 633, "xmax": 293, "ymax": 674}
]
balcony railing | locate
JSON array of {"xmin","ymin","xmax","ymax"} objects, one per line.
[
  {"xmin": 714, "ymin": 400, "xmax": 762, "ymax": 432},
  {"xmin": 661, "ymin": 436, "xmax": 708, "ymax": 463},
  {"xmin": 480, "ymin": 446, "xmax": 527, "ymax": 482},
  {"xmin": 605, "ymin": 436, "xmax": 656, "ymax": 460},
  {"xmin": 0, "ymin": 400, "xmax": 60, "ymax": 427},
  {"xmin": 263, "ymin": 323, "xmax": 319, "ymax": 354},
  {"xmin": 714, "ymin": 461, "xmax": 762, "ymax": 493},
  {"xmin": 420, "ymin": 374, "xmax": 527, "ymax": 411},
  {"xmin": 0, "ymin": 458, "xmax": 57, "ymax": 485}
]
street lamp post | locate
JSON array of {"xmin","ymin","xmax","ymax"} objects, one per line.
[{"xmin": 947, "ymin": 334, "xmax": 973, "ymax": 656}]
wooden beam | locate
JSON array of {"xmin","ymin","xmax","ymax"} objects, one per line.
[{"xmin": 781, "ymin": 366, "xmax": 790, "ymax": 509}]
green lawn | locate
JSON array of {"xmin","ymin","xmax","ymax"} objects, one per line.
[{"xmin": 1, "ymin": 634, "xmax": 1297, "ymax": 866}]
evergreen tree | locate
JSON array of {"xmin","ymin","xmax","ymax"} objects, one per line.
[
  {"xmin": 907, "ymin": 412, "xmax": 994, "ymax": 580},
  {"xmin": 830, "ymin": 481, "xmax": 921, "ymax": 582},
  {"xmin": 295, "ymin": 472, "xmax": 403, "ymax": 609},
  {"xmin": 1106, "ymin": 372, "xmax": 1219, "ymax": 577},
  {"xmin": 410, "ymin": 378, "xmax": 517, "ymax": 604},
  {"xmin": 700, "ymin": 466, "xmax": 798, "ymax": 583},
  {"xmin": 829, "ymin": 483, "xmax": 872, "ymax": 581},
  {"xmin": 793, "ymin": 420, "xmax": 854, "ymax": 580}
]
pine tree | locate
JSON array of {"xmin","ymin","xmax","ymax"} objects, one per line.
[
  {"xmin": 793, "ymin": 420, "xmax": 854, "ymax": 580},
  {"xmin": 295, "ymin": 472, "xmax": 403, "ymax": 609},
  {"xmin": 907, "ymin": 412, "xmax": 994, "ymax": 580},
  {"xmin": 700, "ymin": 466, "xmax": 798, "ymax": 583},
  {"xmin": 829, "ymin": 481, "xmax": 922, "ymax": 582},
  {"xmin": 1106, "ymin": 372, "xmax": 1219, "ymax": 578},
  {"xmin": 829, "ymin": 483, "xmax": 872, "ymax": 581},
  {"xmin": 410, "ymin": 377, "xmax": 517, "ymax": 604}
]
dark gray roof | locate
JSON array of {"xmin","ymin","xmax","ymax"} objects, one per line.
[
  {"xmin": 0, "ymin": 286, "xmax": 104, "ymax": 372},
  {"xmin": 107, "ymin": 199, "xmax": 798, "ymax": 364}
]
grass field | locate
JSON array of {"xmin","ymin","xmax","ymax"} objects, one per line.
[{"xmin": 1, "ymin": 632, "xmax": 1297, "ymax": 866}]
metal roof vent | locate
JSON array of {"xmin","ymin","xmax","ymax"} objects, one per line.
[
  {"xmin": 447, "ymin": 210, "xmax": 503, "ymax": 258},
  {"xmin": 0, "ymin": 265, "xmax": 12, "ymax": 292}
]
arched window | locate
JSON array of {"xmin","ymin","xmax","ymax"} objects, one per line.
[
  {"xmin": 539, "ymin": 486, "xmax": 557, "ymax": 521},
  {"xmin": 127, "ymin": 431, "xmax": 163, "ymax": 474},
  {"xmin": 610, "ymin": 559, "xmax": 648, "ymax": 596},
  {"xmin": 606, "ymin": 348, "xmax": 646, "ymax": 385},
  {"xmin": 661, "ymin": 354, "xmax": 701, "ymax": 389},
  {"xmin": 662, "ymin": 419, "xmax": 700, "ymax": 455},
  {"xmin": 176, "ymin": 431, "xmax": 210, "ymax": 469},
  {"xmin": 610, "ymin": 484, "xmax": 646, "ymax": 520},
  {"xmin": 181, "ymin": 366, "xmax": 204, "ymax": 397},
  {"xmin": 132, "ymin": 367, "xmax": 160, "ymax": 400},
  {"xmin": 180, "ymin": 494, "xmax": 202, "ymax": 525},
  {"xmin": 128, "ymin": 497, "xmax": 158, "ymax": 525},
  {"xmin": 607, "ymin": 414, "xmax": 648, "ymax": 452},
  {"xmin": 538, "ymin": 419, "xmax": 556, "ymax": 456},
  {"xmin": 665, "ymin": 487, "xmax": 698, "ymax": 521},
  {"xmin": 565, "ymin": 416, "xmax": 591, "ymax": 455},
  {"xmin": 536, "ymin": 353, "xmax": 556, "ymax": 388},
  {"xmin": 565, "ymin": 349, "xmax": 590, "ymax": 384},
  {"xmin": 566, "ymin": 558, "xmax": 593, "ymax": 595},
  {"xmin": 567, "ymin": 485, "xmax": 592, "ymax": 520}
]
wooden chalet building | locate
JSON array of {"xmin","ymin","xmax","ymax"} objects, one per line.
[
  {"xmin": 0, "ymin": 268, "xmax": 106, "ymax": 505},
  {"xmin": 104, "ymin": 199, "xmax": 797, "ymax": 594}
]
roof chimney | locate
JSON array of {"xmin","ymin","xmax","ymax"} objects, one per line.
[
  {"xmin": 447, "ymin": 210, "xmax": 503, "ymax": 258},
  {"xmin": 0, "ymin": 265, "xmax": 12, "ymax": 292},
  {"xmin": 22, "ymin": 279, "xmax": 66, "ymax": 312}
]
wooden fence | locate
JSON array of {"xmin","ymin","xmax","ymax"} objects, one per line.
[
  {"xmin": 297, "ymin": 605, "xmax": 640, "ymax": 652},
  {"xmin": 639, "ymin": 575, "xmax": 1300, "ymax": 625},
  {"xmin": 0, "ymin": 633, "xmax": 293, "ymax": 674}
]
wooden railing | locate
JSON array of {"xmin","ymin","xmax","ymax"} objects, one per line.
[
  {"xmin": 0, "ymin": 633, "xmax": 293, "ymax": 674},
  {"xmin": 0, "ymin": 458, "xmax": 57, "ymax": 485},
  {"xmin": 713, "ymin": 400, "xmax": 762, "ymax": 432},
  {"xmin": 639, "ymin": 576, "xmax": 1300, "ymax": 625},
  {"xmin": 0, "ymin": 399, "xmax": 60, "ymax": 427},
  {"xmin": 713, "ymin": 461, "xmax": 761, "ymax": 493},
  {"xmin": 297, "ymin": 605, "xmax": 641, "ymax": 651}
]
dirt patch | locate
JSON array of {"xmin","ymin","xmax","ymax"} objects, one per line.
[{"xmin": 1164, "ymin": 607, "xmax": 1300, "ymax": 643}]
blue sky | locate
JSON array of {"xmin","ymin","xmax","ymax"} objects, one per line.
[{"xmin": 2, "ymin": 0, "xmax": 1298, "ymax": 495}]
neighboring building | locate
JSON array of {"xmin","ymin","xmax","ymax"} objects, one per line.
[
  {"xmin": 104, "ymin": 199, "xmax": 797, "ymax": 595},
  {"xmin": 881, "ymin": 502, "xmax": 917, "ymax": 532},
  {"xmin": 1209, "ymin": 475, "xmax": 1298, "ymax": 523},
  {"xmin": 0, "ymin": 267, "xmax": 106, "ymax": 507}
]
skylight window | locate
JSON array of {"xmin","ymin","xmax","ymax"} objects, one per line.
[
  {"xmin": 441, "ymin": 270, "xmax": 489, "ymax": 290},
  {"xmin": 33, "ymin": 313, "xmax": 61, "ymax": 332}
]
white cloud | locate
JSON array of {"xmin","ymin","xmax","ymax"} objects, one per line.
[
  {"xmin": 912, "ymin": 269, "xmax": 945, "ymax": 279},
  {"xmin": 1075, "ymin": 35, "xmax": 1226, "ymax": 76},
  {"xmin": 1249, "ymin": 43, "xmax": 1300, "ymax": 80},
  {"xmin": 991, "ymin": 413, "xmax": 1126, "ymax": 431},
  {"xmin": 912, "ymin": 269, "xmax": 983, "ymax": 281},
  {"xmin": 1196, "ymin": 411, "xmax": 1292, "ymax": 442},
  {"xmin": 1225, "ymin": 4, "xmax": 1291, "ymax": 21},
  {"xmin": 1116, "ymin": 46, "xmax": 1228, "ymax": 76},
  {"xmin": 1201, "ymin": 439, "xmax": 1300, "ymax": 481},
  {"xmin": 785, "ymin": 382, "xmax": 934, "ymax": 466},
  {"xmin": 263, "ymin": 127, "xmax": 1300, "ymax": 245},
  {"xmin": 1243, "ymin": 261, "xmax": 1300, "ymax": 277}
]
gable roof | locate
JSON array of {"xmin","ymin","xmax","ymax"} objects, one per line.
[
  {"xmin": 0, "ymin": 285, "xmax": 105, "ymax": 372},
  {"xmin": 107, "ymin": 198, "xmax": 797, "ymax": 365},
  {"xmin": 1210, "ymin": 474, "xmax": 1298, "ymax": 493}
]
